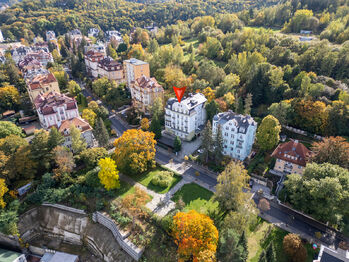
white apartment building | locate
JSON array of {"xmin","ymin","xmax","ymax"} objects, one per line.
[
  {"xmin": 84, "ymin": 50, "xmax": 104, "ymax": 78},
  {"xmin": 165, "ymin": 93, "xmax": 207, "ymax": 141},
  {"xmin": 212, "ymin": 111, "xmax": 257, "ymax": 161}
]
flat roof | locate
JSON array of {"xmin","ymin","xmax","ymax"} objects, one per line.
[
  {"xmin": 0, "ymin": 248, "xmax": 24, "ymax": 262},
  {"xmin": 41, "ymin": 252, "xmax": 78, "ymax": 262}
]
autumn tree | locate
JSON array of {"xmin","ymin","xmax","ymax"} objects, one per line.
[
  {"xmin": 98, "ymin": 157, "xmax": 120, "ymax": 191},
  {"xmin": 82, "ymin": 108, "xmax": 97, "ymax": 127},
  {"xmin": 164, "ymin": 64, "xmax": 188, "ymax": 88},
  {"xmin": 256, "ymin": 115, "xmax": 281, "ymax": 152},
  {"xmin": 141, "ymin": 118, "xmax": 150, "ymax": 131},
  {"xmin": 52, "ymin": 146, "xmax": 75, "ymax": 178},
  {"xmin": 70, "ymin": 125, "xmax": 87, "ymax": 154},
  {"xmin": 0, "ymin": 121, "xmax": 23, "ymax": 139},
  {"xmin": 244, "ymin": 93, "xmax": 253, "ymax": 115},
  {"xmin": 268, "ymin": 101, "xmax": 292, "ymax": 126},
  {"xmin": 0, "ymin": 179, "xmax": 9, "ymax": 208},
  {"xmin": 47, "ymin": 127, "xmax": 64, "ymax": 151},
  {"xmin": 93, "ymin": 118, "xmax": 110, "ymax": 147},
  {"xmin": 67, "ymin": 80, "xmax": 81, "ymax": 96},
  {"xmin": 80, "ymin": 147, "xmax": 108, "ymax": 169},
  {"xmin": 0, "ymin": 86, "xmax": 20, "ymax": 112},
  {"xmin": 203, "ymin": 87, "xmax": 216, "ymax": 102},
  {"xmin": 283, "ymin": 234, "xmax": 307, "ymax": 262},
  {"xmin": 258, "ymin": 198, "xmax": 270, "ymax": 214},
  {"xmin": 309, "ymin": 136, "xmax": 349, "ymax": 169},
  {"xmin": 215, "ymin": 161, "xmax": 252, "ymax": 211},
  {"xmin": 113, "ymin": 129, "xmax": 156, "ymax": 174},
  {"xmin": 30, "ymin": 129, "xmax": 50, "ymax": 172},
  {"xmin": 172, "ymin": 210, "xmax": 219, "ymax": 262}
]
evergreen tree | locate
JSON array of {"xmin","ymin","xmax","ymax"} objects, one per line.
[
  {"xmin": 266, "ymin": 243, "xmax": 276, "ymax": 262},
  {"xmin": 258, "ymin": 250, "xmax": 267, "ymax": 262},
  {"xmin": 238, "ymin": 231, "xmax": 248, "ymax": 262},
  {"xmin": 174, "ymin": 136, "xmax": 181, "ymax": 152},
  {"xmin": 94, "ymin": 118, "xmax": 110, "ymax": 147},
  {"xmin": 214, "ymin": 124, "xmax": 224, "ymax": 164},
  {"xmin": 150, "ymin": 116, "xmax": 162, "ymax": 139},
  {"xmin": 201, "ymin": 121, "xmax": 213, "ymax": 163},
  {"xmin": 70, "ymin": 125, "xmax": 87, "ymax": 154},
  {"xmin": 47, "ymin": 127, "xmax": 64, "ymax": 151},
  {"xmin": 244, "ymin": 93, "xmax": 253, "ymax": 115}
]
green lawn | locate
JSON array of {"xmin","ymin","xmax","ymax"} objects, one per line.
[
  {"xmin": 172, "ymin": 183, "xmax": 219, "ymax": 217},
  {"xmin": 248, "ymin": 218, "xmax": 319, "ymax": 262},
  {"xmin": 127, "ymin": 167, "xmax": 182, "ymax": 194}
]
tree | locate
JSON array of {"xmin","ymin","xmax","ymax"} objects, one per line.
[
  {"xmin": 284, "ymin": 163, "xmax": 349, "ymax": 225},
  {"xmin": 113, "ymin": 129, "xmax": 156, "ymax": 174},
  {"xmin": 201, "ymin": 121, "xmax": 213, "ymax": 163},
  {"xmin": 53, "ymin": 71, "xmax": 68, "ymax": 90},
  {"xmin": 98, "ymin": 157, "xmax": 120, "ymax": 191},
  {"xmin": 215, "ymin": 161, "xmax": 251, "ymax": 211},
  {"xmin": 70, "ymin": 125, "xmax": 87, "ymax": 154},
  {"xmin": 93, "ymin": 118, "xmax": 110, "ymax": 147},
  {"xmin": 80, "ymin": 147, "xmax": 108, "ymax": 169},
  {"xmin": 67, "ymin": 80, "xmax": 81, "ymax": 96},
  {"xmin": 205, "ymin": 100, "xmax": 219, "ymax": 122},
  {"xmin": 150, "ymin": 116, "xmax": 162, "ymax": 140},
  {"xmin": 47, "ymin": 127, "xmax": 64, "ymax": 151},
  {"xmin": 213, "ymin": 124, "xmax": 224, "ymax": 164},
  {"xmin": 256, "ymin": 115, "xmax": 281, "ymax": 152},
  {"xmin": 150, "ymin": 97, "xmax": 164, "ymax": 119},
  {"xmin": 258, "ymin": 243, "xmax": 276, "ymax": 262},
  {"xmin": 173, "ymin": 136, "xmax": 181, "ymax": 153},
  {"xmin": 107, "ymin": 44, "xmax": 118, "ymax": 60},
  {"xmin": 268, "ymin": 101, "xmax": 292, "ymax": 126},
  {"xmin": 244, "ymin": 93, "xmax": 252, "ymax": 115},
  {"xmin": 0, "ymin": 179, "xmax": 8, "ymax": 209},
  {"xmin": 218, "ymin": 228, "xmax": 248, "ymax": 262},
  {"xmin": 283, "ymin": 234, "xmax": 307, "ymax": 262},
  {"xmin": 140, "ymin": 118, "xmax": 150, "ymax": 131},
  {"xmin": 0, "ymin": 121, "xmax": 23, "ymax": 139},
  {"xmin": 0, "ymin": 86, "xmax": 20, "ymax": 112},
  {"xmin": 52, "ymin": 146, "xmax": 75, "ymax": 178},
  {"xmin": 82, "ymin": 108, "xmax": 97, "ymax": 127},
  {"xmin": 309, "ymin": 136, "xmax": 349, "ymax": 169},
  {"xmin": 258, "ymin": 198, "xmax": 270, "ymax": 213},
  {"xmin": 164, "ymin": 64, "xmax": 188, "ymax": 88},
  {"xmin": 30, "ymin": 129, "xmax": 50, "ymax": 172},
  {"xmin": 203, "ymin": 87, "xmax": 216, "ymax": 102},
  {"xmin": 172, "ymin": 210, "xmax": 218, "ymax": 262}
]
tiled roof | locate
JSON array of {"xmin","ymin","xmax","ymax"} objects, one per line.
[
  {"xmin": 213, "ymin": 110, "xmax": 257, "ymax": 134},
  {"xmin": 98, "ymin": 56, "xmax": 122, "ymax": 70},
  {"xmin": 58, "ymin": 117, "xmax": 92, "ymax": 135},
  {"xmin": 34, "ymin": 92, "xmax": 77, "ymax": 116},
  {"xmin": 134, "ymin": 75, "xmax": 162, "ymax": 90},
  {"xmin": 27, "ymin": 72, "xmax": 57, "ymax": 90},
  {"xmin": 271, "ymin": 140, "xmax": 311, "ymax": 167}
]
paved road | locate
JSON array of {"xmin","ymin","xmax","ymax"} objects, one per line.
[{"xmin": 78, "ymin": 79, "xmax": 347, "ymax": 249}]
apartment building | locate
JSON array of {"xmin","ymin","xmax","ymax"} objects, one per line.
[
  {"xmin": 130, "ymin": 75, "xmax": 164, "ymax": 113},
  {"xmin": 97, "ymin": 56, "xmax": 124, "ymax": 84},
  {"xmin": 165, "ymin": 93, "xmax": 207, "ymax": 141},
  {"xmin": 212, "ymin": 111, "xmax": 257, "ymax": 161},
  {"xmin": 34, "ymin": 91, "xmax": 79, "ymax": 129},
  {"xmin": 84, "ymin": 50, "xmax": 105, "ymax": 78},
  {"xmin": 271, "ymin": 140, "xmax": 311, "ymax": 175},
  {"xmin": 123, "ymin": 58, "xmax": 150, "ymax": 87},
  {"xmin": 26, "ymin": 72, "xmax": 60, "ymax": 102}
]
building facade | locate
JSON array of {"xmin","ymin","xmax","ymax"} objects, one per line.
[
  {"xmin": 84, "ymin": 50, "xmax": 105, "ymax": 78},
  {"xmin": 212, "ymin": 111, "xmax": 257, "ymax": 161},
  {"xmin": 271, "ymin": 140, "xmax": 311, "ymax": 175},
  {"xmin": 58, "ymin": 117, "xmax": 94, "ymax": 149},
  {"xmin": 123, "ymin": 58, "xmax": 150, "ymax": 87},
  {"xmin": 165, "ymin": 93, "xmax": 207, "ymax": 141},
  {"xmin": 26, "ymin": 72, "xmax": 60, "ymax": 102},
  {"xmin": 97, "ymin": 56, "xmax": 124, "ymax": 84},
  {"xmin": 34, "ymin": 92, "xmax": 79, "ymax": 129},
  {"xmin": 130, "ymin": 75, "xmax": 164, "ymax": 113},
  {"xmin": 46, "ymin": 31, "xmax": 56, "ymax": 42}
]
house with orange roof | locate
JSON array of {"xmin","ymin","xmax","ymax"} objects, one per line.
[
  {"xmin": 271, "ymin": 139, "xmax": 311, "ymax": 175},
  {"xmin": 26, "ymin": 72, "xmax": 60, "ymax": 102}
]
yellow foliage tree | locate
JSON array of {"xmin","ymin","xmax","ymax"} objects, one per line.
[
  {"xmin": 82, "ymin": 108, "xmax": 97, "ymax": 127},
  {"xmin": 203, "ymin": 87, "xmax": 216, "ymax": 102},
  {"xmin": 0, "ymin": 178, "xmax": 9, "ymax": 209},
  {"xmin": 172, "ymin": 210, "xmax": 219, "ymax": 262},
  {"xmin": 98, "ymin": 157, "xmax": 120, "ymax": 191},
  {"xmin": 140, "ymin": 118, "xmax": 150, "ymax": 131},
  {"xmin": 113, "ymin": 129, "xmax": 156, "ymax": 174}
]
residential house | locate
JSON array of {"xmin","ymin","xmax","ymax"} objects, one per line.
[
  {"xmin": 0, "ymin": 248, "xmax": 26, "ymax": 262},
  {"xmin": 105, "ymin": 30, "xmax": 123, "ymax": 46},
  {"xmin": 26, "ymin": 72, "xmax": 60, "ymax": 102},
  {"xmin": 58, "ymin": 117, "xmax": 94, "ymax": 149},
  {"xmin": 88, "ymin": 28, "xmax": 100, "ymax": 38},
  {"xmin": 271, "ymin": 139, "xmax": 311, "ymax": 175},
  {"xmin": 18, "ymin": 56, "xmax": 42, "ymax": 73},
  {"xmin": 84, "ymin": 50, "xmax": 104, "ymax": 78},
  {"xmin": 313, "ymin": 245, "xmax": 349, "ymax": 262},
  {"xmin": 11, "ymin": 46, "xmax": 31, "ymax": 63},
  {"xmin": 46, "ymin": 31, "xmax": 56, "ymax": 42},
  {"xmin": 84, "ymin": 41, "xmax": 106, "ymax": 55},
  {"xmin": 97, "ymin": 56, "xmax": 124, "ymax": 84},
  {"xmin": 68, "ymin": 29, "xmax": 92, "ymax": 50},
  {"xmin": 34, "ymin": 92, "xmax": 79, "ymax": 129},
  {"xmin": 130, "ymin": 75, "xmax": 164, "ymax": 113},
  {"xmin": 23, "ymin": 49, "xmax": 53, "ymax": 66},
  {"xmin": 123, "ymin": 58, "xmax": 150, "ymax": 88},
  {"xmin": 212, "ymin": 111, "xmax": 257, "ymax": 161},
  {"xmin": 165, "ymin": 93, "xmax": 207, "ymax": 141},
  {"xmin": 24, "ymin": 68, "xmax": 50, "ymax": 80}
]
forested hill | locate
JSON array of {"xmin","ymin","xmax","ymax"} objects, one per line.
[{"xmin": 0, "ymin": 0, "xmax": 281, "ymax": 40}]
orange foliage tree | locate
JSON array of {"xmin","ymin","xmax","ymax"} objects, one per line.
[
  {"xmin": 113, "ymin": 129, "xmax": 156, "ymax": 174},
  {"xmin": 172, "ymin": 210, "xmax": 219, "ymax": 262}
]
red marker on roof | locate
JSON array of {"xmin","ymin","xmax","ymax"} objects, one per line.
[{"xmin": 173, "ymin": 86, "xmax": 187, "ymax": 103}]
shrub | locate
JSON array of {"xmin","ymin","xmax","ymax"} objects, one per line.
[{"xmin": 151, "ymin": 171, "xmax": 174, "ymax": 188}]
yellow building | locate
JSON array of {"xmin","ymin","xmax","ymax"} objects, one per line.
[
  {"xmin": 271, "ymin": 140, "xmax": 311, "ymax": 175},
  {"xmin": 26, "ymin": 72, "xmax": 60, "ymax": 102},
  {"xmin": 123, "ymin": 58, "xmax": 150, "ymax": 87}
]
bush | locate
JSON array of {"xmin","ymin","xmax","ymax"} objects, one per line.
[{"xmin": 151, "ymin": 171, "xmax": 174, "ymax": 188}]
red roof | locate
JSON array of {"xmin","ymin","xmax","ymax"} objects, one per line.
[
  {"xmin": 58, "ymin": 117, "xmax": 92, "ymax": 136},
  {"xmin": 27, "ymin": 73, "xmax": 57, "ymax": 91},
  {"xmin": 34, "ymin": 91, "xmax": 77, "ymax": 116},
  {"xmin": 271, "ymin": 140, "xmax": 311, "ymax": 167}
]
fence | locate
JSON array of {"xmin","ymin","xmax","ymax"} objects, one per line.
[
  {"xmin": 93, "ymin": 212, "xmax": 144, "ymax": 261},
  {"xmin": 283, "ymin": 125, "xmax": 324, "ymax": 140},
  {"xmin": 42, "ymin": 203, "xmax": 86, "ymax": 215}
]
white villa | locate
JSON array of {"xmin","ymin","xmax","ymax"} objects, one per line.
[
  {"xmin": 212, "ymin": 111, "xmax": 257, "ymax": 161},
  {"xmin": 165, "ymin": 93, "xmax": 207, "ymax": 141}
]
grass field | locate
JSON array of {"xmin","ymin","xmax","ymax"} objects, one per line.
[
  {"xmin": 128, "ymin": 167, "xmax": 183, "ymax": 194},
  {"xmin": 172, "ymin": 183, "xmax": 220, "ymax": 217}
]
